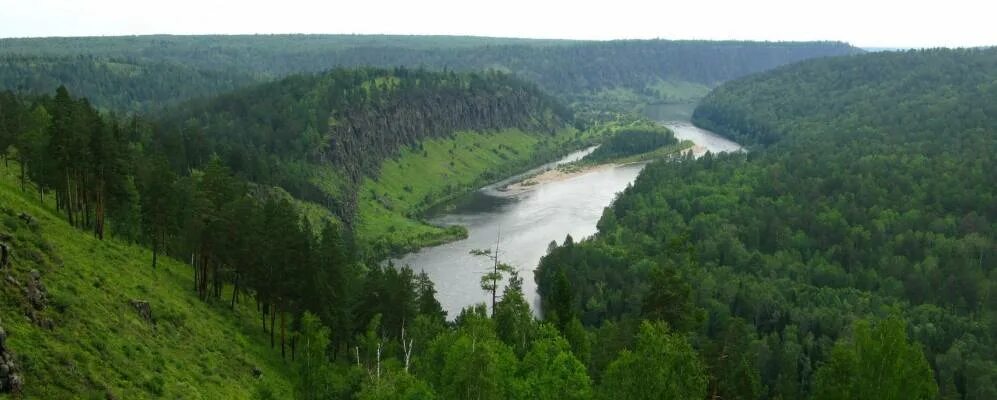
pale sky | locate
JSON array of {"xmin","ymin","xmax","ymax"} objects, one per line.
[{"xmin": 1, "ymin": 0, "xmax": 995, "ymax": 48}]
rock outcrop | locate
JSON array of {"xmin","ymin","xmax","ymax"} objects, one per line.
[
  {"xmin": 0, "ymin": 322, "xmax": 23, "ymax": 394},
  {"xmin": 130, "ymin": 300, "xmax": 153, "ymax": 324}
]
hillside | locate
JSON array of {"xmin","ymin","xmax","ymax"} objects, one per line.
[
  {"xmin": 0, "ymin": 36, "xmax": 860, "ymax": 113},
  {"xmin": 536, "ymin": 48, "xmax": 997, "ymax": 399},
  {"xmin": 0, "ymin": 164, "xmax": 296, "ymax": 398},
  {"xmin": 0, "ymin": 55, "xmax": 256, "ymax": 114},
  {"xmin": 0, "ymin": 85, "xmax": 602, "ymax": 400},
  {"xmin": 156, "ymin": 67, "xmax": 583, "ymax": 256}
]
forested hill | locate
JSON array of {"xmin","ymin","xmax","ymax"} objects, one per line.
[
  {"xmin": 162, "ymin": 67, "xmax": 569, "ymax": 180},
  {"xmin": 0, "ymin": 55, "xmax": 257, "ymax": 114},
  {"xmin": 146, "ymin": 67, "xmax": 588, "ymax": 256},
  {"xmin": 536, "ymin": 47, "xmax": 996, "ymax": 399},
  {"xmin": 693, "ymin": 48, "xmax": 997, "ymax": 146},
  {"xmin": 0, "ymin": 35, "xmax": 860, "ymax": 112},
  {"xmin": 158, "ymin": 67, "xmax": 569, "ymax": 214},
  {"xmin": 403, "ymin": 40, "xmax": 860, "ymax": 95}
]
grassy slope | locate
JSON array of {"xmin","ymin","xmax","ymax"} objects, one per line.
[
  {"xmin": 0, "ymin": 165, "xmax": 294, "ymax": 399},
  {"xmin": 357, "ymin": 128, "xmax": 602, "ymax": 256},
  {"xmin": 573, "ymin": 80, "xmax": 712, "ymax": 118},
  {"xmin": 645, "ymin": 80, "xmax": 712, "ymax": 103}
]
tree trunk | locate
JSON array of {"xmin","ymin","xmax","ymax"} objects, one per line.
[
  {"xmin": 151, "ymin": 239, "xmax": 158, "ymax": 269},
  {"xmin": 270, "ymin": 303, "xmax": 276, "ymax": 348},
  {"xmin": 280, "ymin": 306, "xmax": 286, "ymax": 359},
  {"xmin": 260, "ymin": 299, "xmax": 267, "ymax": 333},
  {"xmin": 95, "ymin": 183, "xmax": 104, "ymax": 240},
  {"xmin": 65, "ymin": 170, "xmax": 74, "ymax": 226},
  {"xmin": 230, "ymin": 272, "xmax": 239, "ymax": 309}
]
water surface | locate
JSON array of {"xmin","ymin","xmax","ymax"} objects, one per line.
[{"xmin": 392, "ymin": 121, "xmax": 741, "ymax": 317}]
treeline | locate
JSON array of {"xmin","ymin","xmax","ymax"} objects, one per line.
[
  {"xmin": 537, "ymin": 48, "xmax": 996, "ymax": 399},
  {"xmin": 0, "ymin": 86, "xmax": 377, "ymax": 358},
  {"xmin": 158, "ymin": 67, "xmax": 571, "ymax": 224},
  {"xmin": 582, "ymin": 123, "xmax": 677, "ymax": 163},
  {"xmin": 3, "ymin": 87, "xmax": 722, "ymax": 399},
  {"xmin": 0, "ymin": 87, "xmax": 131, "ymax": 238},
  {"xmin": 0, "ymin": 36, "xmax": 859, "ymax": 112},
  {"xmin": 0, "ymin": 55, "xmax": 257, "ymax": 113}
]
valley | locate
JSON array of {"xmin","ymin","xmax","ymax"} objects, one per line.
[
  {"xmin": 0, "ymin": 28, "xmax": 992, "ymax": 400},
  {"xmin": 392, "ymin": 121, "xmax": 742, "ymax": 316}
]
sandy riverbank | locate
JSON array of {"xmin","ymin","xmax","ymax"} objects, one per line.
[{"xmin": 497, "ymin": 144, "xmax": 703, "ymax": 195}]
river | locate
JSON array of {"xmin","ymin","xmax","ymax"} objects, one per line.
[{"xmin": 391, "ymin": 120, "xmax": 742, "ymax": 318}]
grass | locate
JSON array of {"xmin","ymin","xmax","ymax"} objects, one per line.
[
  {"xmin": 605, "ymin": 140, "xmax": 695, "ymax": 164},
  {"xmin": 262, "ymin": 184, "xmax": 342, "ymax": 233},
  {"xmin": 0, "ymin": 163, "xmax": 295, "ymax": 399},
  {"xmin": 570, "ymin": 80, "xmax": 711, "ymax": 121},
  {"xmin": 645, "ymin": 80, "xmax": 711, "ymax": 103},
  {"xmin": 356, "ymin": 127, "xmax": 604, "ymax": 257},
  {"xmin": 550, "ymin": 141, "xmax": 694, "ymax": 178}
]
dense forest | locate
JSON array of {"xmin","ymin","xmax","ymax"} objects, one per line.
[
  {"xmin": 154, "ymin": 67, "xmax": 574, "ymax": 248},
  {"xmin": 1, "ymin": 30, "xmax": 992, "ymax": 399},
  {"xmin": 2, "ymin": 85, "xmax": 693, "ymax": 399},
  {"xmin": 0, "ymin": 54, "xmax": 257, "ymax": 113},
  {"xmin": 0, "ymin": 64, "xmax": 577, "ymax": 270},
  {"xmin": 0, "ymin": 36, "xmax": 859, "ymax": 112},
  {"xmin": 536, "ymin": 48, "xmax": 996, "ymax": 399},
  {"xmin": 582, "ymin": 123, "xmax": 678, "ymax": 163},
  {"xmin": 161, "ymin": 67, "xmax": 569, "ymax": 182}
]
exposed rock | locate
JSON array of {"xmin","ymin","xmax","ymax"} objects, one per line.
[
  {"xmin": 24, "ymin": 269, "xmax": 47, "ymax": 311},
  {"xmin": 130, "ymin": 300, "xmax": 154, "ymax": 324},
  {"xmin": 20, "ymin": 270, "xmax": 53, "ymax": 328},
  {"xmin": 0, "ymin": 242, "xmax": 10, "ymax": 270},
  {"xmin": 16, "ymin": 212, "xmax": 36, "ymax": 227},
  {"xmin": 0, "ymin": 321, "xmax": 22, "ymax": 394}
]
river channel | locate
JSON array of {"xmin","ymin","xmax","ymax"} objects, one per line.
[{"xmin": 391, "ymin": 120, "xmax": 742, "ymax": 317}]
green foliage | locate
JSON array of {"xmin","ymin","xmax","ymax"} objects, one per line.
[
  {"xmin": 296, "ymin": 312, "xmax": 335, "ymax": 400},
  {"xmin": 813, "ymin": 316, "xmax": 937, "ymax": 400},
  {"xmin": 582, "ymin": 123, "xmax": 677, "ymax": 163},
  {"xmin": 415, "ymin": 272, "xmax": 447, "ymax": 325},
  {"xmin": 539, "ymin": 47, "xmax": 997, "ymax": 399},
  {"xmin": 0, "ymin": 55, "xmax": 255, "ymax": 113},
  {"xmin": 562, "ymin": 317, "xmax": 592, "ymax": 368},
  {"xmin": 360, "ymin": 127, "xmax": 594, "ymax": 257},
  {"xmin": 162, "ymin": 68, "xmax": 571, "ymax": 185},
  {"xmin": 519, "ymin": 325, "xmax": 593, "ymax": 400},
  {"xmin": 548, "ymin": 269, "xmax": 575, "ymax": 330},
  {"xmin": 422, "ymin": 325, "xmax": 520, "ymax": 400},
  {"xmin": 644, "ymin": 79, "xmax": 712, "ymax": 103},
  {"xmin": 151, "ymin": 68, "xmax": 580, "ymax": 259},
  {"xmin": 598, "ymin": 321, "xmax": 707, "ymax": 400},
  {"xmin": 0, "ymin": 163, "xmax": 294, "ymax": 398},
  {"xmin": 641, "ymin": 265, "xmax": 702, "ymax": 332},
  {"xmin": 493, "ymin": 271, "xmax": 536, "ymax": 356},
  {"xmin": 357, "ymin": 368, "xmax": 437, "ymax": 400},
  {"xmin": 0, "ymin": 36, "xmax": 858, "ymax": 113}
]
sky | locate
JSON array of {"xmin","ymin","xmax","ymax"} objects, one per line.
[{"xmin": 0, "ymin": 0, "xmax": 995, "ymax": 48}]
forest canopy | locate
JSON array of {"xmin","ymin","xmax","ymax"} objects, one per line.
[
  {"xmin": 0, "ymin": 36, "xmax": 859, "ymax": 112},
  {"xmin": 537, "ymin": 48, "xmax": 997, "ymax": 399}
]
